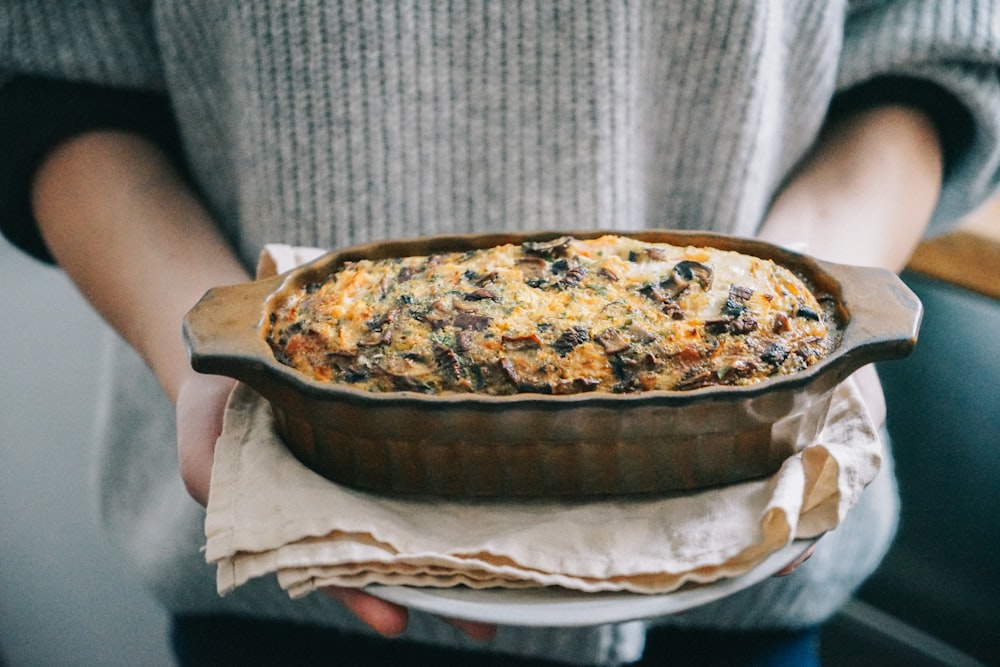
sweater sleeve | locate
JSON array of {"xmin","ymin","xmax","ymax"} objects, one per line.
[
  {"xmin": 839, "ymin": 0, "xmax": 1000, "ymax": 234},
  {"xmin": 0, "ymin": 77, "xmax": 183, "ymax": 264}
]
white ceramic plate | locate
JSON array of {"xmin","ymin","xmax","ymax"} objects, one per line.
[{"xmin": 366, "ymin": 538, "xmax": 816, "ymax": 627}]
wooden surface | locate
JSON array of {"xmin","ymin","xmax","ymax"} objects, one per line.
[{"xmin": 907, "ymin": 199, "xmax": 1000, "ymax": 301}]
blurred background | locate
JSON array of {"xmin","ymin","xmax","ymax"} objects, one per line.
[
  {"xmin": 820, "ymin": 198, "xmax": 1000, "ymax": 667},
  {"xmin": 1, "ymin": 201, "xmax": 997, "ymax": 666},
  {"xmin": 0, "ymin": 242, "xmax": 174, "ymax": 666}
]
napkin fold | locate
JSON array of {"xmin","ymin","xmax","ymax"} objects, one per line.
[{"xmin": 203, "ymin": 244, "xmax": 883, "ymax": 599}]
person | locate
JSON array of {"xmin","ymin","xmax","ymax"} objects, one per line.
[{"xmin": 2, "ymin": 2, "xmax": 998, "ymax": 665}]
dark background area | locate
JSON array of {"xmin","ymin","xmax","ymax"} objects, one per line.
[{"xmin": 822, "ymin": 271, "xmax": 998, "ymax": 666}]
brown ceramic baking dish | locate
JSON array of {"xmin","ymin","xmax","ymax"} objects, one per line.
[{"xmin": 183, "ymin": 230, "xmax": 922, "ymax": 498}]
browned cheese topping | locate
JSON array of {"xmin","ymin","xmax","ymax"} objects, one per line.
[{"xmin": 265, "ymin": 235, "xmax": 837, "ymax": 394}]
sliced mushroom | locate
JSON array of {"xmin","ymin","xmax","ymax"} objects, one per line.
[
  {"xmin": 728, "ymin": 284, "xmax": 753, "ymax": 301},
  {"xmin": 397, "ymin": 265, "xmax": 419, "ymax": 282},
  {"xmin": 598, "ymin": 266, "xmax": 620, "ymax": 282},
  {"xmin": 365, "ymin": 307, "xmax": 399, "ymax": 331},
  {"xmin": 628, "ymin": 246, "xmax": 669, "ymax": 262},
  {"xmin": 721, "ymin": 285, "xmax": 753, "ymax": 318},
  {"xmin": 661, "ymin": 300, "xmax": 684, "ymax": 320},
  {"xmin": 639, "ymin": 283, "xmax": 685, "ymax": 319},
  {"xmin": 341, "ymin": 364, "xmax": 374, "ymax": 384},
  {"xmin": 376, "ymin": 356, "xmax": 435, "ymax": 390},
  {"xmin": 558, "ymin": 265, "xmax": 588, "ymax": 289},
  {"xmin": 522, "ymin": 236, "xmax": 573, "ymax": 258},
  {"xmin": 705, "ymin": 313, "xmax": 758, "ymax": 335},
  {"xmin": 673, "ymin": 260, "xmax": 714, "ymax": 290},
  {"xmin": 433, "ymin": 344, "xmax": 464, "ymax": 381},
  {"xmin": 627, "ymin": 322, "xmax": 658, "ymax": 343},
  {"xmin": 760, "ymin": 342, "xmax": 790, "ymax": 366},
  {"xmin": 464, "ymin": 288, "xmax": 500, "ymax": 301},
  {"xmin": 552, "ymin": 326, "xmax": 590, "ymax": 356},
  {"xmin": 715, "ymin": 359, "xmax": 759, "ymax": 383},
  {"xmin": 453, "ymin": 313, "xmax": 491, "ymax": 331},
  {"xmin": 796, "ymin": 305, "xmax": 821, "ymax": 321},
  {"xmin": 645, "ymin": 247, "xmax": 669, "ymax": 261},
  {"xmin": 552, "ymin": 377, "xmax": 601, "ymax": 395},
  {"xmin": 452, "ymin": 297, "xmax": 480, "ymax": 312},
  {"xmin": 516, "ymin": 256, "xmax": 548, "ymax": 282},
  {"xmin": 772, "ymin": 312, "xmax": 790, "ymax": 334},
  {"xmin": 597, "ymin": 328, "xmax": 631, "ymax": 354},
  {"xmin": 501, "ymin": 333, "xmax": 543, "ymax": 350},
  {"xmin": 358, "ymin": 327, "xmax": 393, "ymax": 347},
  {"xmin": 476, "ymin": 270, "xmax": 499, "ymax": 286},
  {"xmin": 659, "ymin": 260, "xmax": 714, "ymax": 299},
  {"xmin": 498, "ymin": 357, "xmax": 520, "ymax": 384},
  {"xmin": 411, "ymin": 299, "xmax": 452, "ymax": 330},
  {"xmin": 454, "ymin": 330, "xmax": 474, "ymax": 353},
  {"xmin": 674, "ymin": 369, "xmax": 718, "ymax": 390},
  {"xmin": 640, "ymin": 282, "xmax": 671, "ymax": 304}
]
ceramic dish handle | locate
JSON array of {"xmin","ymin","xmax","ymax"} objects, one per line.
[
  {"xmin": 183, "ymin": 274, "xmax": 285, "ymax": 384},
  {"xmin": 826, "ymin": 261, "xmax": 923, "ymax": 368}
]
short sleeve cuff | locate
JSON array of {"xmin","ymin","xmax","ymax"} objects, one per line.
[{"xmin": 0, "ymin": 76, "xmax": 183, "ymax": 263}]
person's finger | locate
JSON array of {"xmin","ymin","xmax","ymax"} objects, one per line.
[
  {"xmin": 440, "ymin": 616, "xmax": 498, "ymax": 642},
  {"xmin": 321, "ymin": 586, "xmax": 410, "ymax": 637},
  {"xmin": 175, "ymin": 374, "xmax": 236, "ymax": 506},
  {"xmin": 773, "ymin": 544, "xmax": 816, "ymax": 577}
]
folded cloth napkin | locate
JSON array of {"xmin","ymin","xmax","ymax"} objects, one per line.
[{"xmin": 203, "ymin": 244, "xmax": 883, "ymax": 599}]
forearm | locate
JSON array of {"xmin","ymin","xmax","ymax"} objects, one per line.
[
  {"xmin": 31, "ymin": 130, "xmax": 250, "ymax": 403},
  {"xmin": 760, "ymin": 104, "xmax": 943, "ymax": 425},
  {"xmin": 760, "ymin": 105, "xmax": 943, "ymax": 272}
]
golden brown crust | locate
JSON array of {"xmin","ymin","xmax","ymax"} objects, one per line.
[{"xmin": 265, "ymin": 235, "xmax": 836, "ymax": 394}]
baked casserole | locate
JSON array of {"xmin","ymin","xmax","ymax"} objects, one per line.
[
  {"xmin": 184, "ymin": 230, "xmax": 920, "ymax": 497},
  {"xmin": 265, "ymin": 235, "xmax": 837, "ymax": 396}
]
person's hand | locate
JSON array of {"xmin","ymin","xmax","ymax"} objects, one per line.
[
  {"xmin": 175, "ymin": 372, "xmax": 237, "ymax": 506},
  {"xmin": 321, "ymin": 587, "xmax": 497, "ymax": 640},
  {"xmin": 174, "ymin": 371, "xmax": 497, "ymax": 640},
  {"xmin": 773, "ymin": 543, "xmax": 816, "ymax": 577}
]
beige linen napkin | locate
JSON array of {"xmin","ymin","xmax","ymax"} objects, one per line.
[{"xmin": 203, "ymin": 244, "xmax": 883, "ymax": 599}]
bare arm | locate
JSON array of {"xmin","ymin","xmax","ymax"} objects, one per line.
[
  {"xmin": 761, "ymin": 105, "xmax": 942, "ymax": 272},
  {"xmin": 30, "ymin": 130, "xmax": 494, "ymax": 641},
  {"xmin": 32, "ymin": 131, "xmax": 249, "ymax": 506},
  {"xmin": 759, "ymin": 105, "xmax": 943, "ymax": 429},
  {"xmin": 31, "ymin": 130, "xmax": 249, "ymax": 403}
]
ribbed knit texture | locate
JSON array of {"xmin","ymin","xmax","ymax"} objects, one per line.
[
  {"xmin": 1, "ymin": 0, "xmax": 163, "ymax": 89},
  {"xmin": 4, "ymin": 2, "xmax": 999, "ymax": 664}
]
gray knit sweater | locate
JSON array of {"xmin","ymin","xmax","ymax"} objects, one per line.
[{"xmin": 3, "ymin": 1, "xmax": 999, "ymax": 664}]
